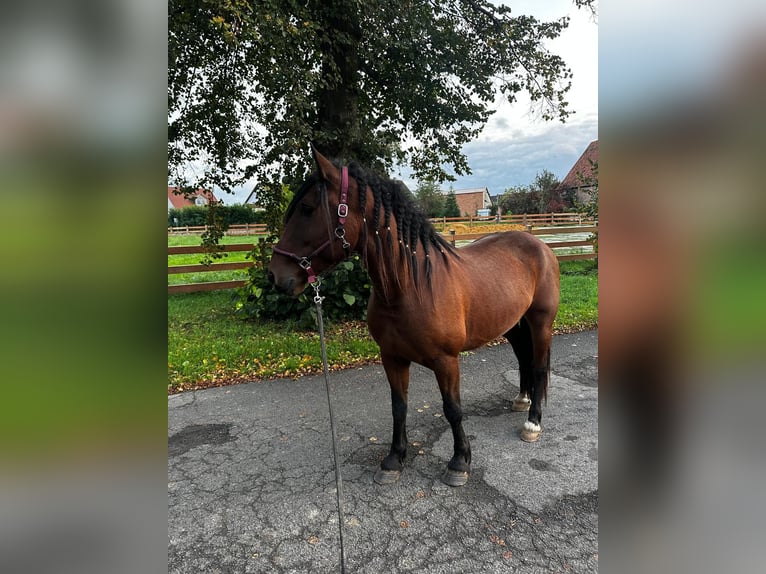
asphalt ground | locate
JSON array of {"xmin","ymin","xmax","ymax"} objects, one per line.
[{"xmin": 169, "ymin": 329, "xmax": 598, "ymax": 573}]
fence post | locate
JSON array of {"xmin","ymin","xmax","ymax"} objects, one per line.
[{"xmin": 449, "ymin": 229, "xmax": 455, "ymax": 247}]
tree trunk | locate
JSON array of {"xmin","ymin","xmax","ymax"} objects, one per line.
[{"xmin": 315, "ymin": 1, "xmax": 362, "ymax": 161}]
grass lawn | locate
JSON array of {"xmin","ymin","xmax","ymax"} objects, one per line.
[
  {"xmin": 168, "ymin": 233, "xmax": 263, "ymax": 285},
  {"xmin": 168, "ymin": 259, "xmax": 598, "ymax": 393}
]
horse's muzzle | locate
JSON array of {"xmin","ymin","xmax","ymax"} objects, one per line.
[{"xmin": 268, "ymin": 269, "xmax": 304, "ymax": 297}]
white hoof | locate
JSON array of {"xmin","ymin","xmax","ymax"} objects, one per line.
[
  {"xmin": 520, "ymin": 421, "xmax": 542, "ymax": 443},
  {"xmin": 511, "ymin": 393, "xmax": 531, "ymax": 412}
]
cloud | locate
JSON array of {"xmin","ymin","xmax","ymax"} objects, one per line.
[{"xmin": 449, "ymin": 115, "xmax": 597, "ymax": 195}]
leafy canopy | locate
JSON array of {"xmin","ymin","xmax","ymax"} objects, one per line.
[
  {"xmin": 414, "ymin": 180, "xmax": 445, "ymax": 218},
  {"xmin": 169, "ymin": 0, "xmax": 589, "ymax": 198}
]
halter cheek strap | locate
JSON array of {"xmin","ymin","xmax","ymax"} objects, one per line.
[
  {"xmin": 273, "ymin": 166, "xmax": 350, "ymax": 284},
  {"xmin": 335, "ymin": 166, "xmax": 350, "ymax": 248},
  {"xmin": 272, "ymin": 239, "xmax": 331, "ymax": 284}
]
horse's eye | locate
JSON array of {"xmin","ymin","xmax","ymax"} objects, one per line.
[{"xmin": 299, "ymin": 203, "xmax": 314, "ymax": 217}]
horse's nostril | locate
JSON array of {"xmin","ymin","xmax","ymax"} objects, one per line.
[{"xmin": 267, "ymin": 271, "xmax": 275, "ymax": 284}]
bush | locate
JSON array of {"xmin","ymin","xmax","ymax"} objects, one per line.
[
  {"xmin": 235, "ymin": 240, "xmax": 371, "ymax": 328},
  {"xmin": 168, "ymin": 204, "xmax": 262, "ymax": 227}
]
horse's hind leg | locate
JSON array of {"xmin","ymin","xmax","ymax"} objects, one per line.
[
  {"xmin": 519, "ymin": 310, "xmax": 555, "ymax": 443},
  {"xmin": 374, "ymin": 354, "xmax": 411, "ymax": 485},
  {"xmin": 505, "ymin": 318, "xmax": 533, "ymax": 412}
]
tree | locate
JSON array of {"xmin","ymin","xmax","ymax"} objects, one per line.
[
  {"xmin": 531, "ymin": 169, "xmax": 561, "ymax": 213},
  {"xmin": 169, "ymin": 0, "xmax": 594, "ymax": 210},
  {"xmin": 414, "ymin": 181, "xmax": 445, "ymax": 218},
  {"xmin": 499, "ymin": 185, "xmax": 538, "ymax": 215},
  {"xmin": 443, "ymin": 189, "xmax": 460, "ymax": 218}
]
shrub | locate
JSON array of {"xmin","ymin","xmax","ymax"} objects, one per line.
[
  {"xmin": 168, "ymin": 204, "xmax": 262, "ymax": 227},
  {"xmin": 235, "ymin": 240, "xmax": 371, "ymax": 328}
]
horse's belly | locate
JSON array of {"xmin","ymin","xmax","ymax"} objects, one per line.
[{"xmin": 367, "ymin": 303, "xmax": 466, "ymax": 362}]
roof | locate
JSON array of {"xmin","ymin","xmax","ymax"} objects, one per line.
[
  {"xmin": 167, "ymin": 186, "xmax": 217, "ymax": 209},
  {"xmin": 557, "ymin": 140, "xmax": 598, "ymax": 190},
  {"xmin": 244, "ymin": 190, "xmax": 261, "ymax": 205}
]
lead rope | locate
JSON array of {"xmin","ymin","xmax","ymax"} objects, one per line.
[{"xmin": 311, "ymin": 280, "xmax": 347, "ymax": 574}]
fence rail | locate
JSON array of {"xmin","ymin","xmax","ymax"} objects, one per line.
[
  {"xmin": 168, "ymin": 223, "xmax": 596, "ymax": 293},
  {"xmin": 168, "ymin": 223, "xmax": 267, "ymax": 235},
  {"xmin": 430, "ymin": 213, "xmax": 595, "ymax": 228},
  {"xmin": 168, "ymin": 214, "xmax": 595, "ymax": 236}
]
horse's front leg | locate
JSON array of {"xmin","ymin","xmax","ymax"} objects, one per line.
[
  {"xmin": 374, "ymin": 354, "xmax": 411, "ymax": 485},
  {"xmin": 433, "ymin": 355, "xmax": 471, "ymax": 487}
]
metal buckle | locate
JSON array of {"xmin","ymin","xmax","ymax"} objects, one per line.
[
  {"xmin": 337, "ymin": 203, "xmax": 349, "ymax": 218},
  {"xmin": 311, "ymin": 278, "xmax": 324, "ymax": 304},
  {"xmin": 334, "ymin": 227, "xmax": 350, "ymax": 249},
  {"xmin": 298, "ymin": 257, "xmax": 311, "ymax": 270}
]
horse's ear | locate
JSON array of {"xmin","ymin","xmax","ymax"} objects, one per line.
[{"xmin": 310, "ymin": 142, "xmax": 338, "ymax": 184}]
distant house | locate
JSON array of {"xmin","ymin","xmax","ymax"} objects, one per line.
[
  {"xmin": 167, "ymin": 186, "xmax": 218, "ymax": 210},
  {"xmin": 556, "ymin": 140, "xmax": 598, "ymax": 204},
  {"xmin": 441, "ymin": 187, "xmax": 492, "ymax": 217}
]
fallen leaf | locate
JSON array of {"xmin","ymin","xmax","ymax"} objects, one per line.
[{"xmin": 307, "ymin": 535, "xmax": 319, "ymax": 545}]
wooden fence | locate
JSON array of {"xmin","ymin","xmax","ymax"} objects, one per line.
[
  {"xmin": 444, "ymin": 225, "xmax": 598, "ymax": 262},
  {"xmin": 168, "ymin": 222, "xmax": 597, "ymax": 293},
  {"xmin": 167, "ymin": 214, "xmax": 594, "ymax": 236},
  {"xmin": 168, "ymin": 223, "xmax": 268, "ymax": 236},
  {"xmin": 168, "ymin": 243, "xmax": 255, "ymax": 294},
  {"xmin": 430, "ymin": 213, "xmax": 595, "ymax": 228}
]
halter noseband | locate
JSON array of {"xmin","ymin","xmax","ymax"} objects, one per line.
[{"xmin": 272, "ymin": 165, "xmax": 350, "ymax": 284}]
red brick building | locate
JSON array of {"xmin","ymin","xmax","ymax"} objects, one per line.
[
  {"xmin": 556, "ymin": 140, "xmax": 598, "ymax": 204},
  {"xmin": 442, "ymin": 187, "xmax": 492, "ymax": 217}
]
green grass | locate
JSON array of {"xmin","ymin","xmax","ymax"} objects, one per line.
[
  {"xmin": 168, "ymin": 259, "xmax": 598, "ymax": 392},
  {"xmin": 168, "ymin": 290, "xmax": 380, "ymax": 393},
  {"xmin": 555, "ymin": 259, "xmax": 599, "ymax": 333}
]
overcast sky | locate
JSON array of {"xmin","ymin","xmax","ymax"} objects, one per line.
[
  {"xmin": 223, "ymin": 0, "xmax": 597, "ymax": 204},
  {"xmin": 413, "ymin": 0, "xmax": 598, "ymax": 197}
]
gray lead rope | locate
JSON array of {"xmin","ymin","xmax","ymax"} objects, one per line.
[{"xmin": 312, "ymin": 281, "xmax": 347, "ymax": 574}]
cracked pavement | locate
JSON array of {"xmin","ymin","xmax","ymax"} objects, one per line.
[{"xmin": 169, "ymin": 330, "xmax": 598, "ymax": 573}]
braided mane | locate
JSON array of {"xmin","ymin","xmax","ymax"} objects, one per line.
[{"xmin": 347, "ymin": 160, "xmax": 457, "ymax": 273}]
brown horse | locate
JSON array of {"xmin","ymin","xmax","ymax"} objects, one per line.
[{"xmin": 269, "ymin": 146, "xmax": 560, "ymax": 487}]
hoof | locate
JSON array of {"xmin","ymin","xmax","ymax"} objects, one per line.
[
  {"xmin": 511, "ymin": 396, "xmax": 531, "ymax": 412},
  {"xmin": 374, "ymin": 468, "xmax": 401, "ymax": 485},
  {"xmin": 520, "ymin": 421, "xmax": 542, "ymax": 443},
  {"xmin": 442, "ymin": 468, "xmax": 470, "ymax": 487}
]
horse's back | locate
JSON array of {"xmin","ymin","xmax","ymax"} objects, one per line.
[{"xmin": 460, "ymin": 231, "xmax": 559, "ymax": 283}]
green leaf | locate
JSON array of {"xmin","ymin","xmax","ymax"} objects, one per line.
[{"xmin": 343, "ymin": 294, "xmax": 356, "ymax": 306}]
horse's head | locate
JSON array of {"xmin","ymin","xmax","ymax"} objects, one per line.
[{"xmin": 268, "ymin": 145, "xmax": 359, "ymax": 296}]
